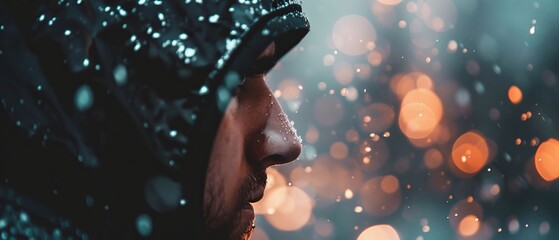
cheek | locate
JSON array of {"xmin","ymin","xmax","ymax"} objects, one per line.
[{"xmin": 207, "ymin": 99, "xmax": 247, "ymax": 207}]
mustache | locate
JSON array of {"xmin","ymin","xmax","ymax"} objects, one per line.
[{"xmin": 239, "ymin": 168, "xmax": 267, "ymax": 204}]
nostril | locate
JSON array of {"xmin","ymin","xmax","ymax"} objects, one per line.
[{"xmin": 256, "ymin": 129, "xmax": 302, "ymax": 168}]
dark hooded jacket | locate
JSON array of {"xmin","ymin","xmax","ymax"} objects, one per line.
[{"xmin": 0, "ymin": 0, "xmax": 309, "ymax": 238}]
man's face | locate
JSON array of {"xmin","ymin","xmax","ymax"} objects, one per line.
[{"xmin": 203, "ymin": 42, "xmax": 302, "ymax": 239}]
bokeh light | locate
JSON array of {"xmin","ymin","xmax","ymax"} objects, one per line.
[
  {"xmin": 376, "ymin": 0, "xmax": 402, "ymax": 6},
  {"xmin": 260, "ymin": 0, "xmax": 559, "ymax": 238},
  {"xmin": 264, "ymin": 186, "xmax": 313, "ymax": 231},
  {"xmin": 458, "ymin": 215, "xmax": 481, "ymax": 237},
  {"xmin": 360, "ymin": 175, "xmax": 401, "ymax": 217},
  {"xmin": 508, "ymin": 85, "xmax": 523, "ymax": 104},
  {"xmin": 534, "ymin": 138, "xmax": 559, "ymax": 181},
  {"xmin": 357, "ymin": 224, "xmax": 400, "ymax": 240},
  {"xmin": 399, "ymin": 89, "xmax": 443, "ymax": 139},
  {"xmin": 332, "ymin": 15, "xmax": 377, "ymax": 56},
  {"xmin": 451, "ymin": 131, "xmax": 490, "ymax": 175}
]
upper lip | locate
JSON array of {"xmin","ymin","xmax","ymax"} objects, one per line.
[{"xmin": 247, "ymin": 187, "xmax": 265, "ymax": 203}]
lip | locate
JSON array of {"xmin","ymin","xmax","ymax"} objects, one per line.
[{"xmin": 247, "ymin": 187, "xmax": 265, "ymax": 203}]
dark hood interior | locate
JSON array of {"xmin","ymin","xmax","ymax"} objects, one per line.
[{"xmin": 0, "ymin": 0, "xmax": 309, "ymax": 238}]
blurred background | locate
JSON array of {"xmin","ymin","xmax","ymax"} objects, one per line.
[{"xmin": 252, "ymin": 0, "xmax": 559, "ymax": 239}]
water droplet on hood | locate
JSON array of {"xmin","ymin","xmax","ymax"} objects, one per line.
[
  {"xmin": 169, "ymin": 130, "xmax": 178, "ymax": 137},
  {"xmin": 136, "ymin": 214, "xmax": 153, "ymax": 237},
  {"xmin": 184, "ymin": 48, "xmax": 196, "ymax": 57},
  {"xmin": 209, "ymin": 14, "xmax": 220, "ymax": 23},
  {"xmin": 262, "ymin": 28, "xmax": 270, "ymax": 36},
  {"xmin": 198, "ymin": 85, "xmax": 209, "ymax": 95},
  {"xmin": 113, "ymin": 64, "xmax": 128, "ymax": 85},
  {"xmin": 75, "ymin": 85, "xmax": 94, "ymax": 111}
]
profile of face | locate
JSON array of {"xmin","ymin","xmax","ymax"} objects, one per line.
[{"xmin": 203, "ymin": 42, "xmax": 302, "ymax": 239}]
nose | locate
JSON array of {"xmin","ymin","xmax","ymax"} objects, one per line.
[{"xmin": 242, "ymin": 76, "xmax": 302, "ymax": 169}]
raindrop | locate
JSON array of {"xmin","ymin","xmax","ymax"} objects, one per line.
[
  {"xmin": 262, "ymin": 29, "xmax": 270, "ymax": 36},
  {"xmin": 152, "ymin": 32, "xmax": 161, "ymax": 38},
  {"xmin": 113, "ymin": 64, "xmax": 128, "ymax": 85},
  {"xmin": 208, "ymin": 14, "xmax": 220, "ymax": 23},
  {"xmin": 493, "ymin": 65, "xmax": 501, "ymax": 74},
  {"xmin": 37, "ymin": 85, "xmax": 42, "ymax": 91},
  {"xmin": 198, "ymin": 85, "xmax": 209, "ymax": 95},
  {"xmin": 136, "ymin": 214, "xmax": 153, "ymax": 237},
  {"xmin": 74, "ymin": 85, "xmax": 94, "ymax": 111},
  {"xmin": 82, "ymin": 58, "xmax": 90, "ymax": 67},
  {"xmin": 179, "ymin": 33, "xmax": 188, "ymax": 40},
  {"xmin": 184, "ymin": 48, "xmax": 196, "ymax": 57},
  {"xmin": 64, "ymin": 29, "xmax": 71, "ymax": 36},
  {"xmin": 169, "ymin": 130, "xmax": 177, "ymax": 137},
  {"xmin": 474, "ymin": 81, "xmax": 485, "ymax": 94},
  {"xmin": 119, "ymin": 9, "xmax": 127, "ymax": 16},
  {"xmin": 19, "ymin": 212, "xmax": 29, "ymax": 222},
  {"xmin": 180, "ymin": 199, "xmax": 187, "ymax": 206}
]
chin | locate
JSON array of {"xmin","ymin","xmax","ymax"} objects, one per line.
[{"xmin": 204, "ymin": 210, "xmax": 247, "ymax": 240}]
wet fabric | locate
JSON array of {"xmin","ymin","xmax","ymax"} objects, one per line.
[{"xmin": 0, "ymin": 0, "xmax": 309, "ymax": 238}]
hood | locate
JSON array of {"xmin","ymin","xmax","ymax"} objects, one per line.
[{"xmin": 0, "ymin": 0, "xmax": 309, "ymax": 238}]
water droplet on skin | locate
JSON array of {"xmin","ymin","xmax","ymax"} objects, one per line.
[{"xmin": 136, "ymin": 214, "xmax": 153, "ymax": 237}]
